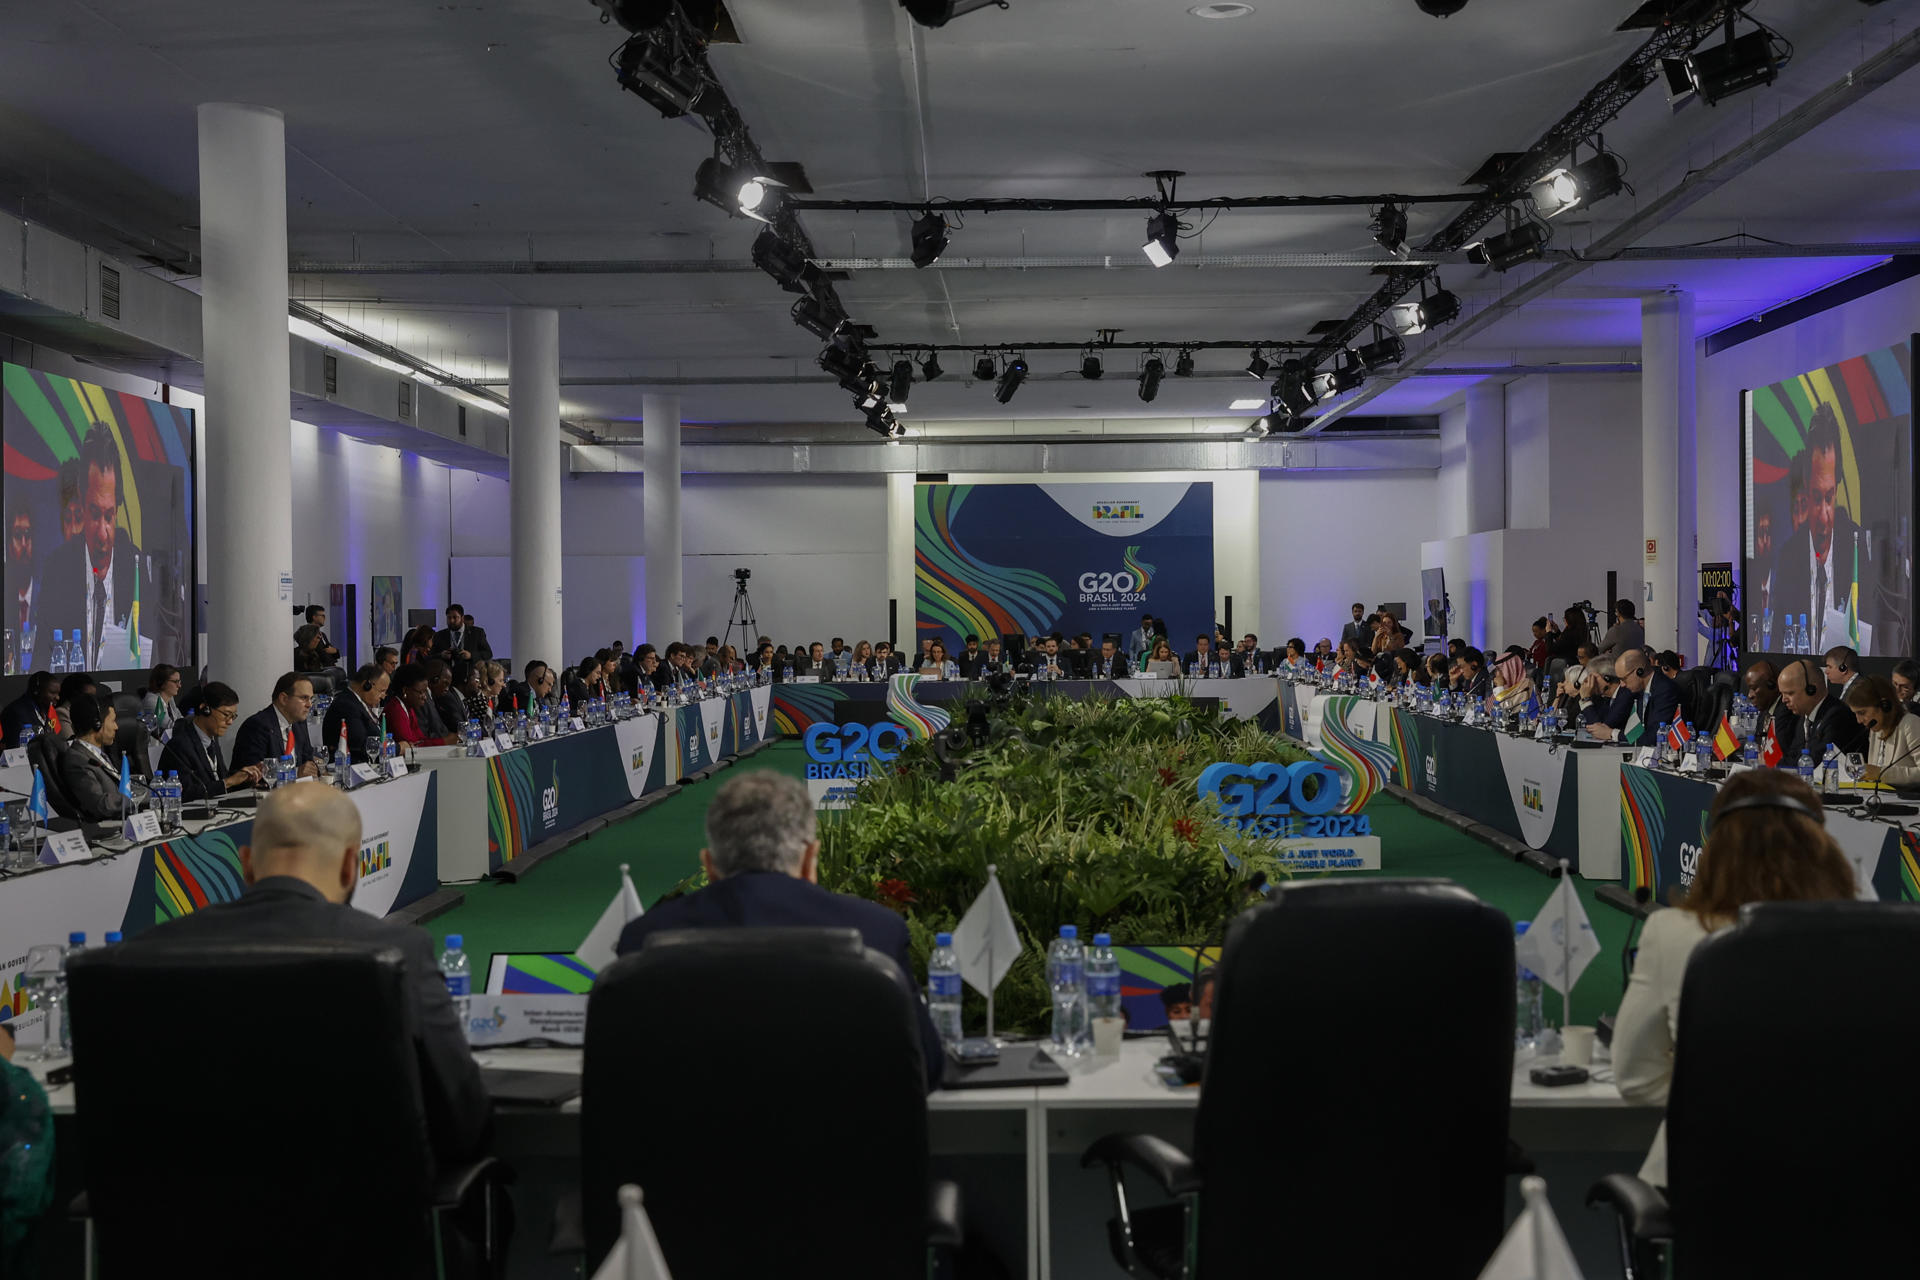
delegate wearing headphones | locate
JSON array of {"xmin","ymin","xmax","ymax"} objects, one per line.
[
  {"xmin": 320, "ymin": 663, "xmax": 391, "ymax": 766},
  {"xmin": 1843, "ymin": 675, "xmax": 1920, "ymax": 787},
  {"xmin": 1774, "ymin": 659, "xmax": 1868, "ymax": 762},
  {"xmin": 1586, "ymin": 648, "xmax": 1680, "ymax": 743}
]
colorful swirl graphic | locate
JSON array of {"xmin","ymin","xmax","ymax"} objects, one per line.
[
  {"xmin": 914, "ymin": 484, "xmax": 1066, "ymax": 644},
  {"xmin": 143, "ymin": 829, "xmax": 247, "ymax": 925},
  {"xmin": 487, "ymin": 750, "xmax": 538, "ymax": 868},
  {"xmin": 772, "ymin": 683, "xmax": 848, "ymax": 736},
  {"xmin": 1122, "ymin": 544, "xmax": 1155, "ymax": 591},
  {"xmin": 885, "ymin": 674, "xmax": 951, "ymax": 739},
  {"xmin": 1316, "ymin": 695, "xmax": 1396, "ymax": 813},
  {"xmin": 1901, "ymin": 829, "xmax": 1920, "ymax": 903},
  {"xmin": 1619, "ymin": 766, "xmax": 1667, "ymax": 901}
]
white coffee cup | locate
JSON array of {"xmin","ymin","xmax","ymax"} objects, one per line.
[
  {"xmin": 1091, "ymin": 1016, "xmax": 1125, "ymax": 1057},
  {"xmin": 1560, "ymin": 1024, "xmax": 1596, "ymax": 1067}
]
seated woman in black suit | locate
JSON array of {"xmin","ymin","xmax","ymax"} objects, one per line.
[
  {"xmin": 158, "ymin": 681, "xmax": 265, "ymax": 802},
  {"xmin": 60, "ymin": 693, "xmax": 130, "ymax": 822}
]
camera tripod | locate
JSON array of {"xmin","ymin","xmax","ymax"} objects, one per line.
[{"xmin": 723, "ymin": 573, "xmax": 759, "ymax": 657}]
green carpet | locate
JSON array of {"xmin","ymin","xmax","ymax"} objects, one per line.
[{"xmin": 429, "ymin": 741, "xmax": 1630, "ymax": 1026}]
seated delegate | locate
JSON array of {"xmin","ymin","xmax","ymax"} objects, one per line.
[
  {"xmin": 1844, "ymin": 675, "xmax": 1920, "ymax": 786},
  {"xmin": 158, "ymin": 681, "xmax": 266, "ymax": 802},
  {"xmin": 1612, "ymin": 770, "xmax": 1856, "ymax": 1186},
  {"xmin": 59, "ymin": 693, "xmax": 129, "ymax": 822}
]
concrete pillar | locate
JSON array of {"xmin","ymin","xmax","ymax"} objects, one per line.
[
  {"xmin": 198, "ymin": 104, "xmax": 294, "ymax": 707},
  {"xmin": 642, "ymin": 393, "xmax": 682, "ymax": 647},
  {"xmin": 885, "ymin": 471, "xmax": 916, "ymax": 648},
  {"xmin": 509, "ymin": 308, "xmax": 562, "ymax": 670},
  {"xmin": 1464, "ymin": 380, "xmax": 1507, "ymax": 535},
  {"xmin": 1641, "ymin": 290, "xmax": 1697, "ymax": 655}
]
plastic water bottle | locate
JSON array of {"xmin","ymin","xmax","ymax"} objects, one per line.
[
  {"xmin": 558, "ymin": 696, "xmax": 573, "ymax": 733},
  {"xmin": 0, "ymin": 808, "xmax": 11, "ymax": 863},
  {"xmin": 50, "ymin": 630, "xmax": 65, "ymax": 674},
  {"xmin": 334, "ymin": 740, "xmax": 354, "ymax": 789},
  {"xmin": 927, "ymin": 932, "xmax": 963, "ymax": 1049},
  {"xmin": 1047, "ymin": 925, "xmax": 1088, "ymax": 1059},
  {"xmin": 1797, "ymin": 748, "xmax": 1815, "ymax": 786},
  {"xmin": 59, "ymin": 932, "xmax": 86, "ymax": 1054},
  {"xmin": 277, "ymin": 753, "xmax": 295, "ymax": 789},
  {"xmin": 1085, "ymin": 932, "xmax": 1122, "ymax": 1034},
  {"xmin": 1742, "ymin": 736, "xmax": 1759, "ymax": 769},
  {"xmin": 439, "ymin": 934, "xmax": 472, "ymax": 1040},
  {"xmin": 170, "ymin": 771, "xmax": 184, "ymax": 824},
  {"xmin": 68, "ymin": 633, "xmax": 83, "ymax": 672},
  {"xmin": 104, "ymin": 932, "xmax": 122, "ymax": 945},
  {"xmin": 1691, "ymin": 731, "xmax": 1710, "ymax": 770},
  {"xmin": 782, "ymin": 662, "xmax": 793, "ymax": 683},
  {"xmin": 1513, "ymin": 921, "xmax": 1543, "ymax": 1056},
  {"xmin": 1819, "ymin": 743, "xmax": 1841, "ymax": 790}
]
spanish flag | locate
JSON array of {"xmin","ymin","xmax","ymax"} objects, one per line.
[{"xmin": 1711, "ymin": 713, "xmax": 1740, "ymax": 761}]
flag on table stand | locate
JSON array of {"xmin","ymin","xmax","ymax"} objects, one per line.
[
  {"xmin": 1665, "ymin": 715, "xmax": 1691, "ymax": 754},
  {"xmin": 1760, "ymin": 719, "xmax": 1784, "ymax": 769},
  {"xmin": 1711, "ymin": 714, "xmax": 1741, "ymax": 761},
  {"xmin": 1476, "ymin": 1176, "xmax": 1585, "ymax": 1280},
  {"xmin": 951, "ymin": 863, "xmax": 1022, "ymax": 1042},
  {"xmin": 28, "ymin": 768, "xmax": 50, "ymax": 823},
  {"xmin": 1622, "ymin": 703, "xmax": 1644, "ymax": 745},
  {"xmin": 576, "ymin": 863, "xmax": 645, "ymax": 973},
  {"xmin": 589, "ymin": 1185, "xmax": 673, "ymax": 1280},
  {"xmin": 1514, "ymin": 862, "xmax": 1600, "ymax": 1029}
]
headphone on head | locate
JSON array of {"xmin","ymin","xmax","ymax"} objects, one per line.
[{"xmin": 1712, "ymin": 791, "xmax": 1824, "ymax": 827}]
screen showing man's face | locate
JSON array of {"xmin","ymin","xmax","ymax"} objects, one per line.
[
  {"xmin": 7, "ymin": 513, "xmax": 31, "ymax": 571},
  {"xmin": 1809, "ymin": 445, "xmax": 1837, "ymax": 556},
  {"xmin": 83, "ymin": 462, "xmax": 117, "ymax": 573}
]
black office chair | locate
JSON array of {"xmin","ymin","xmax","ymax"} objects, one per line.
[
  {"xmin": 1083, "ymin": 879, "xmax": 1514, "ymax": 1279},
  {"xmin": 26, "ymin": 732, "xmax": 80, "ymax": 819},
  {"xmin": 1706, "ymin": 668, "xmax": 1737, "ymax": 733},
  {"xmin": 1672, "ymin": 666, "xmax": 1717, "ymax": 732},
  {"xmin": 1588, "ymin": 901, "xmax": 1920, "ymax": 1279},
  {"xmin": 581, "ymin": 927, "xmax": 961, "ymax": 1277},
  {"xmin": 66, "ymin": 941, "xmax": 506, "ymax": 1280}
]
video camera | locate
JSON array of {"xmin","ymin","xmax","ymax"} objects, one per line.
[{"xmin": 733, "ymin": 567, "xmax": 751, "ymax": 583}]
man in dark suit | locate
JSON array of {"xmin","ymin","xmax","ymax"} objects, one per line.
[
  {"xmin": 321, "ymin": 664, "xmax": 389, "ymax": 765},
  {"xmin": 1, "ymin": 672, "xmax": 61, "ymax": 748},
  {"xmin": 955, "ymin": 635, "xmax": 987, "ymax": 680},
  {"xmin": 616, "ymin": 772, "xmax": 941, "ymax": 1091},
  {"xmin": 1089, "ymin": 638, "xmax": 1128, "ymax": 679},
  {"xmin": 1770, "ymin": 404, "xmax": 1870, "ymax": 654},
  {"xmin": 60, "ymin": 691, "xmax": 130, "ymax": 822},
  {"xmin": 1184, "ymin": 634, "xmax": 1217, "ymax": 676},
  {"xmin": 1588, "ymin": 649, "xmax": 1680, "ymax": 743},
  {"xmin": 126, "ymin": 783, "xmax": 490, "ymax": 1166},
  {"xmin": 230, "ymin": 673, "xmax": 324, "ymax": 777},
  {"xmin": 497, "ymin": 660, "xmax": 553, "ymax": 722},
  {"xmin": 430, "ymin": 604, "xmax": 492, "ymax": 685},
  {"xmin": 1745, "ymin": 659, "xmax": 1796, "ymax": 750},
  {"xmin": 1776, "ymin": 659, "xmax": 1868, "ymax": 761},
  {"xmin": 1339, "ymin": 602, "xmax": 1370, "ymax": 653},
  {"xmin": 159, "ymin": 680, "xmax": 266, "ymax": 801},
  {"xmin": 39, "ymin": 426, "xmax": 139, "ymax": 671}
]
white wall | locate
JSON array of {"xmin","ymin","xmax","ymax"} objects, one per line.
[{"xmin": 1261, "ymin": 469, "xmax": 1439, "ymax": 646}]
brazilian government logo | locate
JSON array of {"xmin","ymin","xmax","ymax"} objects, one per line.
[
  {"xmin": 631, "ymin": 744, "xmax": 648, "ymax": 772},
  {"xmin": 1091, "ymin": 501, "xmax": 1142, "ymax": 521},
  {"xmin": 358, "ymin": 838, "xmax": 391, "ymax": 877},
  {"xmin": 1522, "ymin": 780, "xmax": 1544, "ymax": 813}
]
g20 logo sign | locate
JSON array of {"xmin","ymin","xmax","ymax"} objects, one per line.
[
  {"xmin": 1196, "ymin": 760, "xmax": 1370, "ymax": 839},
  {"xmin": 1078, "ymin": 570, "xmax": 1140, "ymax": 594},
  {"xmin": 805, "ymin": 721, "xmax": 910, "ymax": 779}
]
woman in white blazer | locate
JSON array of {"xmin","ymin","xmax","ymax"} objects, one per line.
[
  {"xmin": 1842, "ymin": 675, "xmax": 1920, "ymax": 787},
  {"xmin": 1612, "ymin": 770, "xmax": 1858, "ymax": 1186}
]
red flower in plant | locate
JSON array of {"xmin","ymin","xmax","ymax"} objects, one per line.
[
  {"xmin": 1156, "ymin": 767, "xmax": 1179, "ymax": 787},
  {"xmin": 1172, "ymin": 817, "xmax": 1200, "ymax": 845},
  {"xmin": 876, "ymin": 877, "xmax": 917, "ymax": 907}
]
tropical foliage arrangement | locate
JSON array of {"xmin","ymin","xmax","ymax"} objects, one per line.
[{"xmin": 814, "ymin": 690, "xmax": 1311, "ymax": 1035}]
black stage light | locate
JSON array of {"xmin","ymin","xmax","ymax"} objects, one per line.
[
  {"xmin": 909, "ymin": 211, "xmax": 950, "ymax": 268},
  {"xmin": 973, "ymin": 353, "xmax": 998, "ymax": 381},
  {"xmin": 1686, "ymin": 27, "xmax": 1779, "ymax": 106},
  {"xmin": 1080, "ymin": 351, "xmax": 1104, "ymax": 380},
  {"xmin": 694, "ymin": 156, "xmax": 782, "ymax": 221},
  {"xmin": 921, "ymin": 351, "xmax": 945, "ymax": 381},
  {"xmin": 1331, "ymin": 352, "xmax": 1366, "ymax": 395},
  {"xmin": 1137, "ymin": 355, "xmax": 1165, "ymax": 403},
  {"xmin": 1420, "ymin": 287, "xmax": 1462, "ymax": 330},
  {"xmin": 994, "ymin": 356, "xmax": 1028, "ymax": 404},
  {"xmin": 1174, "ymin": 349, "xmax": 1195, "ymax": 377},
  {"xmin": 1415, "ymin": 0, "xmax": 1470, "ymax": 14},
  {"xmin": 1466, "ymin": 220, "xmax": 1549, "ymax": 271},
  {"xmin": 613, "ymin": 33, "xmax": 707, "ymax": 119},
  {"xmin": 889, "ymin": 359, "xmax": 914, "ymax": 410},
  {"xmin": 1372, "ymin": 203, "xmax": 1409, "ymax": 258},
  {"xmin": 1355, "ymin": 333, "xmax": 1406, "ymax": 371},
  {"xmin": 1530, "ymin": 153, "xmax": 1623, "ymax": 219},
  {"xmin": 1245, "ymin": 348, "xmax": 1270, "ymax": 380},
  {"xmin": 863, "ymin": 401, "xmax": 896, "ymax": 436},
  {"xmin": 751, "ymin": 229, "xmax": 821, "ymax": 294},
  {"xmin": 818, "ymin": 344, "xmax": 865, "ymax": 389},
  {"xmin": 1142, "ymin": 211, "xmax": 1180, "ymax": 267},
  {"xmin": 900, "ymin": 0, "xmax": 1008, "ymax": 28},
  {"xmin": 1274, "ymin": 360, "xmax": 1315, "ymax": 416},
  {"xmin": 791, "ymin": 295, "xmax": 838, "ymax": 339}
]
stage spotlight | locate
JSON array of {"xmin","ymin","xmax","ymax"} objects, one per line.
[
  {"xmin": 1530, "ymin": 153, "xmax": 1623, "ymax": 219},
  {"xmin": 863, "ymin": 401, "xmax": 897, "ymax": 436},
  {"xmin": 1174, "ymin": 348, "xmax": 1195, "ymax": 377},
  {"xmin": 1331, "ymin": 353, "xmax": 1366, "ymax": 395},
  {"xmin": 994, "ymin": 356, "xmax": 1028, "ymax": 405},
  {"xmin": 694, "ymin": 156, "xmax": 783, "ymax": 222},
  {"xmin": 1466, "ymin": 220, "xmax": 1549, "ymax": 271},
  {"xmin": 1137, "ymin": 355, "xmax": 1165, "ymax": 403},
  {"xmin": 1354, "ymin": 333, "xmax": 1405, "ymax": 372},
  {"xmin": 1245, "ymin": 348, "xmax": 1270, "ymax": 380},
  {"xmin": 1142, "ymin": 211, "xmax": 1180, "ymax": 267},
  {"xmin": 889, "ymin": 358, "xmax": 914, "ymax": 411},
  {"xmin": 973, "ymin": 353, "xmax": 998, "ymax": 381},
  {"xmin": 1372, "ymin": 203, "xmax": 1409, "ymax": 258},
  {"xmin": 1420, "ymin": 287, "xmax": 1461, "ymax": 329},
  {"xmin": 791, "ymin": 294, "xmax": 838, "ymax": 339},
  {"xmin": 1080, "ymin": 351, "xmax": 1104, "ymax": 380},
  {"xmin": 1685, "ymin": 27, "xmax": 1780, "ymax": 106},
  {"xmin": 612, "ymin": 32, "xmax": 707, "ymax": 119},
  {"xmin": 909, "ymin": 211, "xmax": 950, "ymax": 268},
  {"xmin": 818, "ymin": 344, "xmax": 866, "ymax": 390},
  {"xmin": 900, "ymin": 0, "xmax": 1008, "ymax": 29},
  {"xmin": 1415, "ymin": 0, "xmax": 1469, "ymax": 14},
  {"xmin": 921, "ymin": 351, "xmax": 945, "ymax": 381},
  {"xmin": 1274, "ymin": 361, "xmax": 1315, "ymax": 416},
  {"xmin": 751, "ymin": 229, "xmax": 822, "ymax": 294}
]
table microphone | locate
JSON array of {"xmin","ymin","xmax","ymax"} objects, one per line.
[{"xmin": 1861, "ymin": 731, "xmax": 1920, "ymax": 818}]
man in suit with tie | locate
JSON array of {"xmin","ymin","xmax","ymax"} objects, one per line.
[
  {"xmin": 159, "ymin": 681, "xmax": 266, "ymax": 801},
  {"xmin": 1587, "ymin": 649, "xmax": 1681, "ymax": 743},
  {"xmin": 1090, "ymin": 638, "xmax": 1128, "ymax": 679},
  {"xmin": 60, "ymin": 691, "xmax": 133, "ymax": 821},
  {"xmin": 1339, "ymin": 603, "xmax": 1371, "ymax": 654},
  {"xmin": 230, "ymin": 673, "xmax": 324, "ymax": 778},
  {"xmin": 1126, "ymin": 613, "xmax": 1156, "ymax": 662},
  {"xmin": 1776, "ymin": 659, "xmax": 1868, "ymax": 761},
  {"xmin": 39, "ymin": 426, "xmax": 140, "ymax": 670},
  {"xmin": 127, "ymin": 783, "xmax": 491, "ymax": 1167},
  {"xmin": 430, "ymin": 605, "xmax": 492, "ymax": 685},
  {"xmin": 616, "ymin": 771, "xmax": 942, "ymax": 1091},
  {"xmin": 1771, "ymin": 404, "xmax": 1871, "ymax": 654},
  {"xmin": 321, "ymin": 664, "xmax": 389, "ymax": 765}
]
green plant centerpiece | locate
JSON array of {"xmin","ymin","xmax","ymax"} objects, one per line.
[{"xmin": 817, "ymin": 688, "xmax": 1310, "ymax": 1036}]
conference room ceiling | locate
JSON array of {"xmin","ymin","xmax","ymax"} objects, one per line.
[{"xmin": 0, "ymin": 1, "xmax": 1915, "ymax": 431}]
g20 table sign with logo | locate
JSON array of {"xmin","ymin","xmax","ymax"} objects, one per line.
[
  {"xmin": 1197, "ymin": 759, "xmax": 1383, "ymax": 873},
  {"xmin": 805, "ymin": 721, "xmax": 910, "ymax": 809}
]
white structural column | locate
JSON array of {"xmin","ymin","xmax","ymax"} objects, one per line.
[
  {"xmin": 1463, "ymin": 380, "xmax": 1507, "ymax": 534},
  {"xmin": 642, "ymin": 394, "xmax": 682, "ymax": 646},
  {"xmin": 198, "ymin": 104, "xmax": 294, "ymax": 707},
  {"xmin": 885, "ymin": 471, "xmax": 915, "ymax": 647},
  {"xmin": 509, "ymin": 308, "xmax": 563, "ymax": 668},
  {"xmin": 1641, "ymin": 290, "xmax": 1697, "ymax": 655}
]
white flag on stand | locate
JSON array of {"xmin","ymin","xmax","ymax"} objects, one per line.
[
  {"xmin": 590, "ymin": 1184, "xmax": 673, "ymax": 1280},
  {"xmin": 1477, "ymin": 1176, "xmax": 1585, "ymax": 1280},
  {"xmin": 951, "ymin": 865, "xmax": 1022, "ymax": 996},
  {"xmin": 576, "ymin": 863, "xmax": 645, "ymax": 974},
  {"xmin": 1515, "ymin": 873, "xmax": 1601, "ymax": 997}
]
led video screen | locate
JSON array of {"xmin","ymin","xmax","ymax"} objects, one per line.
[{"xmin": 2, "ymin": 363, "xmax": 196, "ymax": 674}]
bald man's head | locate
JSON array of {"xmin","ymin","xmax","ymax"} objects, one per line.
[
  {"xmin": 1615, "ymin": 650, "xmax": 1651, "ymax": 693},
  {"xmin": 240, "ymin": 783, "xmax": 364, "ymax": 904},
  {"xmin": 1778, "ymin": 660, "xmax": 1826, "ymax": 717}
]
